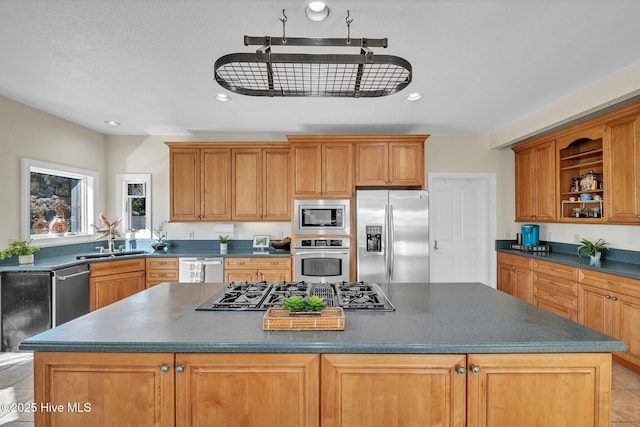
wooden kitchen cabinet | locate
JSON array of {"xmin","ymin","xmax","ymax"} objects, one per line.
[
  {"xmin": 321, "ymin": 354, "xmax": 466, "ymax": 427},
  {"xmin": 466, "ymin": 353, "xmax": 611, "ymax": 427},
  {"xmin": 288, "ymin": 137, "xmax": 353, "ymax": 198},
  {"xmin": 176, "ymin": 353, "xmax": 319, "ymax": 427},
  {"xmin": 34, "ymin": 352, "xmax": 175, "ymax": 427},
  {"xmin": 32, "ymin": 351, "xmax": 613, "ymax": 427},
  {"xmin": 603, "ymin": 113, "xmax": 640, "ymax": 223},
  {"xmin": 532, "ymin": 259, "xmax": 578, "ymax": 321},
  {"xmin": 513, "ymin": 139, "xmax": 556, "ymax": 222},
  {"xmin": 146, "ymin": 257, "xmax": 179, "ymax": 288},
  {"xmin": 169, "ymin": 146, "xmax": 231, "ymax": 221},
  {"xmin": 354, "ymin": 138, "xmax": 425, "ymax": 187},
  {"xmin": 579, "ymin": 269, "xmax": 640, "ymax": 370},
  {"xmin": 232, "ymin": 147, "xmax": 290, "ymax": 221},
  {"xmin": 556, "ymin": 125, "xmax": 605, "ymax": 222},
  {"xmin": 496, "ymin": 253, "xmax": 533, "ymax": 303},
  {"xmin": 89, "ymin": 258, "xmax": 146, "ymax": 310},
  {"xmin": 224, "ymin": 257, "xmax": 292, "ymax": 282}
]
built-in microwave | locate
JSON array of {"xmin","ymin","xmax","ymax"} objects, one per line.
[{"xmin": 293, "ymin": 199, "xmax": 351, "ymax": 235}]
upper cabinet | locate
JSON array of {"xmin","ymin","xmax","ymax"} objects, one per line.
[
  {"xmin": 354, "ymin": 137, "xmax": 425, "ymax": 187},
  {"xmin": 512, "ymin": 101, "xmax": 640, "ymax": 225},
  {"xmin": 604, "ymin": 113, "xmax": 640, "ymax": 223},
  {"xmin": 167, "ymin": 143, "xmax": 290, "ymax": 222},
  {"xmin": 169, "ymin": 147, "xmax": 231, "ymax": 221},
  {"xmin": 288, "ymin": 136, "xmax": 354, "ymax": 198},
  {"xmin": 232, "ymin": 147, "xmax": 290, "ymax": 221},
  {"xmin": 556, "ymin": 125, "xmax": 604, "ymax": 223},
  {"xmin": 513, "ymin": 139, "xmax": 556, "ymax": 222}
]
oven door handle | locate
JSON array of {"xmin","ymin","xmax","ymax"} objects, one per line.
[{"xmin": 295, "ymin": 250, "xmax": 350, "ymax": 256}]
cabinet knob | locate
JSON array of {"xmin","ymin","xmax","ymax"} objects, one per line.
[
  {"xmin": 455, "ymin": 365, "xmax": 467, "ymax": 376},
  {"xmin": 470, "ymin": 365, "xmax": 481, "ymax": 375},
  {"xmin": 611, "ymin": 296, "xmax": 618, "ymax": 301},
  {"xmin": 605, "ymin": 295, "xmax": 612, "ymax": 299},
  {"xmin": 160, "ymin": 364, "xmax": 170, "ymax": 373},
  {"xmin": 175, "ymin": 364, "xmax": 185, "ymax": 374}
]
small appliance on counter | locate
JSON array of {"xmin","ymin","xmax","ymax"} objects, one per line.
[
  {"xmin": 510, "ymin": 224, "xmax": 549, "ymax": 252},
  {"xmin": 521, "ymin": 224, "xmax": 539, "ymax": 246}
]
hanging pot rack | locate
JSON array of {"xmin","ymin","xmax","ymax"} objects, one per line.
[{"xmin": 214, "ymin": 10, "xmax": 412, "ymax": 98}]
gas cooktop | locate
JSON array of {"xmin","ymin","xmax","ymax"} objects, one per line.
[{"xmin": 195, "ymin": 281, "xmax": 395, "ymax": 312}]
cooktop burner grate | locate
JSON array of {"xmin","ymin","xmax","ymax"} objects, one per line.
[{"xmin": 195, "ymin": 281, "xmax": 394, "ymax": 312}]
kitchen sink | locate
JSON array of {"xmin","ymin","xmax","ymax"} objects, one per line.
[{"xmin": 75, "ymin": 250, "xmax": 147, "ymax": 260}]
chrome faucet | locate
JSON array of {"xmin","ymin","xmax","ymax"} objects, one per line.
[{"xmin": 107, "ymin": 226, "xmax": 116, "ymax": 253}]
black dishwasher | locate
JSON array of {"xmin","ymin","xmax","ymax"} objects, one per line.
[{"xmin": 1, "ymin": 271, "xmax": 51, "ymax": 351}]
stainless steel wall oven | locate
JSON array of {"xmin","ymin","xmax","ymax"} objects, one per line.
[{"xmin": 293, "ymin": 238, "xmax": 350, "ymax": 283}]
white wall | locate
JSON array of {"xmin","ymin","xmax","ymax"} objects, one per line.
[{"xmin": 0, "ymin": 96, "xmax": 107, "ymax": 247}]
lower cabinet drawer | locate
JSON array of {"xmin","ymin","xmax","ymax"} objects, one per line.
[
  {"xmin": 579, "ymin": 269, "xmax": 640, "ymax": 298},
  {"xmin": 534, "ymin": 297, "xmax": 577, "ymax": 322},
  {"xmin": 534, "ymin": 272, "xmax": 577, "ymax": 297},
  {"xmin": 534, "ymin": 284, "xmax": 577, "ymax": 311},
  {"xmin": 147, "ymin": 271, "xmax": 179, "ymax": 282}
]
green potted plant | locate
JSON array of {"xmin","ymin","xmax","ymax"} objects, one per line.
[
  {"xmin": 1, "ymin": 240, "xmax": 40, "ymax": 264},
  {"xmin": 577, "ymin": 238, "xmax": 608, "ymax": 263},
  {"xmin": 282, "ymin": 295, "xmax": 327, "ymax": 315},
  {"xmin": 218, "ymin": 235, "xmax": 230, "ymax": 253}
]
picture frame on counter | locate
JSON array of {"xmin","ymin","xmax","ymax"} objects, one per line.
[{"xmin": 253, "ymin": 235, "xmax": 270, "ymax": 251}]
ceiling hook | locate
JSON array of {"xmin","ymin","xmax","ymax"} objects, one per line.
[
  {"xmin": 279, "ymin": 9, "xmax": 287, "ymax": 43},
  {"xmin": 345, "ymin": 10, "xmax": 354, "ymax": 44}
]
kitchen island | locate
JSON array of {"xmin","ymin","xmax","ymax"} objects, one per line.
[{"xmin": 21, "ymin": 282, "xmax": 625, "ymax": 427}]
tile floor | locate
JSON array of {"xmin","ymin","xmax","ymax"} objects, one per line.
[{"xmin": 0, "ymin": 352, "xmax": 638, "ymax": 426}]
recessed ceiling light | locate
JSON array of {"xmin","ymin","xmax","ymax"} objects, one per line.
[
  {"xmin": 215, "ymin": 93, "xmax": 231, "ymax": 102},
  {"xmin": 104, "ymin": 120, "xmax": 120, "ymax": 126},
  {"xmin": 406, "ymin": 92, "xmax": 423, "ymax": 102},
  {"xmin": 305, "ymin": 1, "xmax": 330, "ymax": 21}
]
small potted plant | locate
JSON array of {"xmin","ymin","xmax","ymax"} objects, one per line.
[
  {"xmin": 218, "ymin": 235, "xmax": 230, "ymax": 253},
  {"xmin": 577, "ymin": 238, "xmax": 608, "ymax": 264},
  {"xmin": 1, "ymin": 240, "xmax": 40, "ymax": 264},
  {"xmin": 282, "ymin": 295, "xmax": 327, "ymax": 315},
  {"xmin": 151, "ymin": 220, "xmax": 168, "ymax": 250}
]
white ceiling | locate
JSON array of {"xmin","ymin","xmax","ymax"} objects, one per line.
[{"xmin": 1, "ymin": 0, "xmax": 640, "ymax": 137}]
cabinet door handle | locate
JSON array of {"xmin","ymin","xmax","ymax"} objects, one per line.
[
  {"xmin": 160, "ymin": 364, "xmax": 170, "ymax": 374},
  {"xmin": 470, "ymin": 365, "xmax": 481, "ymax": 375},
  {"xmin": 175, "ymin": 364, "xmax": 185, "ymax": 374},
  {"xmin": 605, "ymin": 295, "xmax": 612, "ymax": 299},
  {"xmin": 455, "ymin": 365, "xmax": 467, "ymax": 376},
  {"xmin": 611, "ymin": 296, "xmax": 618, "ymax": 301},
  {"xmin": 607, "ymin": 280, "xmax": 620, "ymax": 286},
  {"xmin": 434, "ymin": 240, "xmax": 439, "ymax": 251}
]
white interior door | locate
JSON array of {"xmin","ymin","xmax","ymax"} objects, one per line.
[{"xmin": 428, "ymin": 173, "xmax": 496, "ymax": 287}]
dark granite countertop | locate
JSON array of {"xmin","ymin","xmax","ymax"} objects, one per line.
[
  {"xmin": 19, "ymin": 282, "xmax": 626, "ymax": 354},
  {"xmin": 0, "ymin": 240, "xmax": 290, "ymax": 272},
  {"xmin": 496, "ymin": 241, "xmax": 640, "ymax": 281}
]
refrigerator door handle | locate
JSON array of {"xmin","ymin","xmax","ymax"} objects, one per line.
[
  {"xmin": 389, "ymin": 204, "xmax": 395, "ymax": 280},
  {"xmin": 384, "ymin": 204, "xmax": 390, "ymax": 281}
]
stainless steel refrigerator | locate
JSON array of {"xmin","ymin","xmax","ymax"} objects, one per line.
[{"xmin": 356, "ymin": 190, "xmax": 429, "ymax": 283}]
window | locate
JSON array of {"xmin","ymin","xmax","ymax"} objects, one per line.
[
  {"xmin": 116, "ymin": 173, "xmax": 152, "ymax": 239},
  {"xmin": 21, "ymin": 158, "xmax": 98, "ymax": 242}
]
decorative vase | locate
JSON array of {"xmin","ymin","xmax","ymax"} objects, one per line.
[
  {"xmin": 151, "ymin": 242, "xmax": 167, "ymax": 251},
  {"xmin": 220, "ymin": 243, "xmax": 228, "ymax": 254},
  {"xmin": 31, "ymin": 216, "xmax": 49, "ymax": 234},
  {"xmin": 19, "ymin": 254, "xmax": 34, "ymax": 264},
  {"xmin": 589, "ymin": 252, "xmax": 602, "ymax": 265},
  {"xmin": 49, "ymin": 215, "xmax": 68, "ymax": 235}
]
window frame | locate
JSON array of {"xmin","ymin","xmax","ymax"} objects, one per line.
[
  {"xmin": 115, "ymin": 173, "xmax": 152, "ymax": 239},
  {"xmin": 21, "ymin": 158, "xmax": 100, "ymax": 245}
]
